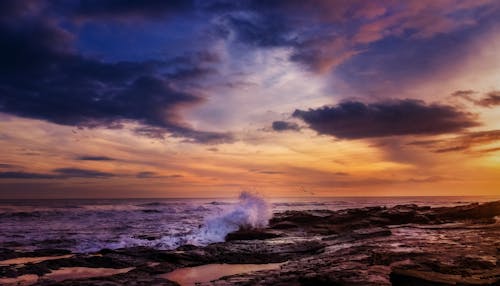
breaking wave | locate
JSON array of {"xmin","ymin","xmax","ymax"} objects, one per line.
[
  {"xmin": 194, "ymin": 192, "xmax": 272, "ymax": 243},
  {"xmin": 98, "ymin": 192, "xmax": 272, "ymax": 251}
]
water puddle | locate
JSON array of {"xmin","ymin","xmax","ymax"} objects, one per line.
[
  {"xmin": 0, "ymin": 274, "xmax": 38, "ymax": 286},
  {"xmin": 0, "ymin": 255, "xmax": 73, "ymax": 266},
  {"xmin": 0, "ymin": 266, "xmax": 134, "ymax": 286},
  {"xmin": 160, "ymin": 263, "xmax": 283, "ymax": 286},
  {"xmin": 44, "ymin": 266, "xmax": 134, "ymax": 282}
]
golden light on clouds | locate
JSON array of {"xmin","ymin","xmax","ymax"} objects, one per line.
[{"xmin": 1, "ymin": 0, "xmax": 499, "ymax": 198}]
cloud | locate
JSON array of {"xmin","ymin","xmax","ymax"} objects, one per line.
[
  {"xmin": 453, "ymin": 90, "xmax": 500, "ymax": 107},
  {"xmin": 0, "ymin": 9, "xmax": 230, "ymax": 144},
  {"xmin": 408, "ymin": 130, "xmax": 500, "ymax": 153},
  {"xmin": 0, "ymin": 172, "xmax": 58, "ymax": 179},
  {"xmin": 70, "ymin": 0, "xmax": 195, "ymax": 21},
  {"xmin": 250, "ymin": 169, "xmax": 285, "ymax": 175},
  {"xmin": 76, "ymin": 156, "xmax": 115, "ymax": 161},
  {"xmin": 271, "ymin": 121, "xmax": 300, "ymax": 132},
  {"xmin": 212, "ymin": 0, "xmax": 499, "ymax": 73},
  {"xmin": 0, "ymin": 168, "xmax": 187, "ymax": 180},
  {"xmin": 132, "ymin": 125, "xmax": 233, "ymax": 144},
  {"xmin": 53, "ymin": 168, "xmax": 116, "ymax": 178},
  {"xmin": 434, "ymin": 130, "xmax": 500, "ymax": 153},
  {"xmin": 452, "ymin": 90, "xmax": 476, "ymax": 98},
  {"xmin": 475, "ymin": 91, "xmax": 500, "ymax": 107},
  {"xmin": 0, "ymin": 168, "xmax": 115, "ymax": 179},
  {"xmin": 293, "ymin": 99, "xmax": 479, "ymax": 139},
  {"xmin": 0, "ymin": 164, "xmax": 15, "ymax": 169},
  {"xmin": 477, "ymin": 146, "xmax": 500, "ymax": 154},
  {"xmin": 136, "ymin": 171, "xmax": 183, "ymax": 178}
]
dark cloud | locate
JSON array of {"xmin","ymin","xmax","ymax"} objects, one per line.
[
  {"xmin": 0, "ymin": 0, "xmax": 41, "ymax": 19},
  {"xmin": 250, "ymin": 169, "xmax": 285, "ymax": 175},
  {"xmin": 136, "ymin": 171, "xmax": 183, "ymax": 179},
  {"xmin": 221, "ymin": 14, "xmax": 295, "ymax": 48},
  {"xmin": 408, "ymin": 130, "xmax": 500, "ymax": 154},
  {"xmin": 453, "ymin": 90, "xmax": 500, "ymax": 108},
  {"xmin": 476, "ymin": 91, "xmax": 500, "ymax": 108},
  {"xmin": 53, "ymin": 168, "xmax": 115, "ymax": 178},
  {"xmin": 406, "ymin": 139, "xmax": 442, "ymax": 147},
  {"xmin": 212, "ymin": 0, "xmax": 499, "ymax": 73},
  {"xmin": 293, "ymin": 100, "xmax": 479, "ymax": 139},
  {"xmin": 76, "ymin": 156, "xmax": 115, "ymax": 161},
  {"xmin": 136, "ymin": 171, "xmax": 158, "ymax": 178},
  {"xmin": 0, "ymin": 164, "xmax": 15, "ymax": 169},
  {"xmin": 68, "ymin": 0, "xmax": 195, "ymax": 20},
  {"xmin": 165, "ymin": 67, "xmax": 216, "ymax": 80},
  {"xmin": 434, "ymin": 146, "xmax": 469, "ymax": 153},
  {"xmin": 272, "ymin": 121, "xmax": 300, "ymax": 132},
  {"xmin": 0, "ymin": 168, "xmax": 115, "ymax": 179},
  {"xmin": 406, "ymin": 176, "xmax": 448, "ymax": 183},
  {"xmin": 0, "ymin": 168, "xmax": 188, "ymax": 180},
  {"xmin": 0, "ymin": 172, "xmax": 57, "ymax": 179},
  {"xmin": 173, "ymin": 128, "xmax": 234, "ymax": 144},
  {"xmin": 0, "ymin": 8, "xmax": 231, "ymax": 144},
  {"xmin": 452, "ymin": 90, "xmax": 476, "ymax": 98},
  {"xmin": 434, "ymin": 130, "xmax": 500, "ymax": 153},
  {"xmin": 333, "ymin": 172, "xmax": 349, "ymax": 176},
  {"xmin": 477, "ymin": 147, "xmax": 500, "ymax": 154},
  {"xmin": 164, "ymin": 51, "xmax": 221, "ymax": 81},
  {"xmin": 132, "ymin": 125, "xmax": 233, "ymax": 144},
  {"xmin": 214, "ymin": 4, "xmax": 354, "ymax": 73}
]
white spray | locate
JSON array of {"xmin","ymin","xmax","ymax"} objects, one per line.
[
  {"xmin": 110, "ymin": 192, "xmax": 272, "ymax": 249},
  {"xmin": 195, "ymin": 191, "xmax": 272, "ymax": 243}
]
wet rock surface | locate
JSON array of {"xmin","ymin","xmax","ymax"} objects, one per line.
[{"xmin": 0, "ymin": 201, "xmax": 498, "ymax": 285}]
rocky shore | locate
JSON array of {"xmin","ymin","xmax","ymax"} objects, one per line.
[{"xmin": 1, "ymin": 201, "xmax": 499, "ymax": 285}]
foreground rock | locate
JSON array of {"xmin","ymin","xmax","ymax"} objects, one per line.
[{"xmin": 0, "ymin": 201, "xmax": 498, "ymax": 285}]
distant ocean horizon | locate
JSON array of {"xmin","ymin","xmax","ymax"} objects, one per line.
[
  {"xmin": 1, "ymin": 194, "xmax": 499, "ymax": 253},
  {"xmin": 1, "ymin": 194, "xmax": 499, "ymax": 200}
]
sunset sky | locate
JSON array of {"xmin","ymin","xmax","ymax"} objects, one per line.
[{"xmin": 1, "ymin": 0, "xmax": 499, "ymax": 198}]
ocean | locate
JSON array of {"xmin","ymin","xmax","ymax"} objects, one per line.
[{"xmin": 0, "ymin": 194, "xmax": 497, "ymax": 253}]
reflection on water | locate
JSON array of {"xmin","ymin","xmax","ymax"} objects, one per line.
[
  {"xmin": 0, "ymin": 267, "xmax": 134, "ymax": 286},
  {"xmin": 0, "ymin": 274, "xmax": 38, "ymax": 286},
  {"xmin": 0, "ymin": 254, "xmax": 73, "ymax": 266},
  {"xmin": 160, "ymin": 263, "xmax": 283, "ymax": 286},
  {"xmin": 44, "ymin": 266, "xmax": 134, "ymax": 282}
]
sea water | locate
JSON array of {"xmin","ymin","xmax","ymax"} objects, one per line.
[{"xmin": 0, "ymin": 194, "xmax": 497, "ymax": 253}]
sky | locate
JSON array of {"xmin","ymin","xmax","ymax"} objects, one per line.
[{"xmin": 0, "ymin": 0, "xmax": 499, "ymax": 198}]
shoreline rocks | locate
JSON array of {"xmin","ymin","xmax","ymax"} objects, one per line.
[{"xmin": 0, "ymin": 200, "xmax": 498, "ymax": 285}]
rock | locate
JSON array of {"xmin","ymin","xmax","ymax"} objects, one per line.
[
  {"xmin": 2, "ymin": 200, "xmax": 499, "ymax": 286},
  {"xmin": 435, "ymin": 201, "xmax": 500, "ymax": 221},
  {"xmin": 390, "ymin": 268, "xmax": 500, "ymax": 286},
  {"xmin": 0, "ymin": 248, "xmax": 17, "ymax": 260},
  {"xmin": 28, "ymin": 249, "xmax": 72, "ymax": 257},
  {"xmin": 271, "ymin": 221, "xmax": 298, "ymax": 229},
  {"xmin": 351, "ymin": 227, "xmax": 392, "ymax": 239},
  {"xmin": 270, "ymin": 211, "xmax": 323, "ymax": 225},
  {"xmin": 225, "ymin": 229, "xmax": 281, "ymax": 241}
]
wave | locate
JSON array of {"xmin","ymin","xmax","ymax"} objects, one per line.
[
  {"xmin": 207, "ymin": 201, "xmax": 233, "ymax": 206},
  {"xmin": 273, "ymin": 202, "xmax": 329, "ymax": 207},
  {"xmin": 0, "ymin": 210, "xmax": 67, "ymax": 219},
  {"xmin": 194, "ymin": 192, "xmax": 272, "ymax": 243},
  {"xmin": 80, "ymin": 204, "xmax": 144, "ymax": 212},
  {"xmin": 95, "ymin": 192, "xmax": 272, "ymax": 252}
]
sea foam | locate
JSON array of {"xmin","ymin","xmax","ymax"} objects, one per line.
[{"xmin": 194, "ymin": 192, "xmax": 272, "ymax": 243}]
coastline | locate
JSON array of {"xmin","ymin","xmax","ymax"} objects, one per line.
[{"xmin": 0, "ymin": 200, "xmax": 499, "ymax": 285}]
